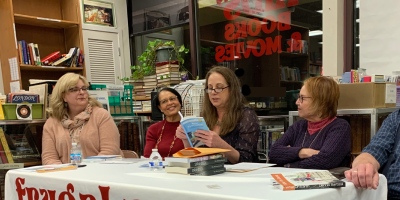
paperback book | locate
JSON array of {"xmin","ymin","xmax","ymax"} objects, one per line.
[
  {"xmin": 271, "ymin": 170, "xmax": 345, "ymax": 191},
  {"xmin": 167, "ymin": 157, "xmax": 226, "ymax": 168},
  {"xmin": 165, "ymin": 163, "xmax": 225, "ymax": 174},
  {"xmin": 165, "ymin": 153, "xmax": 224, "ymax": 163},
  {"xmin": 180, "ymin": 116, "xmax": 209, "ymax": 147}
]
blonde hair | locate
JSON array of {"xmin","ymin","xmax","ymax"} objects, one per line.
[
  {"xmin": 203, "ymin": 66, "xmax": 247, "ymax": 136},
  {"xmin": 48, "ymin": 73, "xmax": 102, "ymax": 121},
  {"xmin": 303, "ymin": 76, "xmax": 340, "ymax": 119}
]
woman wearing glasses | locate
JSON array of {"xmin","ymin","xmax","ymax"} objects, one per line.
[
  {"xmin": 268, "ymin": 76, "xmax": 351, "ymax": 169},
  {"xmin": 176, "ymin": 66, "xmax": 260, "ymax": 164},
  {"xmin": 143, "ymin": 87, "xmax": 184, "ymax": 158},
  {"xmin": 41, "ymin": 73, "xmax": 122, "ymax": 164}
]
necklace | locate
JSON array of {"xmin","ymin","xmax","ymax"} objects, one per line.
[
  {"xmin": 155, "ymin": 120, "xmax": 177, "ymax": 157},
  {"xmin": 301, "ymin": 127, "xmax": 324, "ymax": 148}
]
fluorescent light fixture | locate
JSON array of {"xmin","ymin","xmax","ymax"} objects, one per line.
[
  {"xmin": 309, "ymin": 30, "xmax": 323, "ymax": 36},
  {"xmin": 317, "ymin": 10, "xmax": 323, "ymax": 13}
]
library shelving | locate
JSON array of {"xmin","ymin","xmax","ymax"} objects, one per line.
[{"xmin": 0, "ymin": 0, "xmax": 85, "ymax": 93}]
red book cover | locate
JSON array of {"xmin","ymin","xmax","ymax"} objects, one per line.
[{"xmin": 41, "ymin": 51, "xmax": 60, "ymax": 65}]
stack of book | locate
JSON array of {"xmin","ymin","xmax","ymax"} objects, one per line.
[
  {"xmin": 156, "ymin": 63, "xmax": 181, "ymax": 87},
  {"xmin": 164, "ymin": 153, "xmax": 226, "ymax": 176}
]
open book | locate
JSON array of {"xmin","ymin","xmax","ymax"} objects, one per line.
[
  {"xmin": 271, "ymin": 170, "xmax": 345, "ymax": 191},
  {"xmin": 180, "ymin": 115, "xmax": 209, "ymax": 147}
]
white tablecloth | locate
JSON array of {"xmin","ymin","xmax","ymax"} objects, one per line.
[{"xmin": 4, "ymin": 159, "xmax": 387, "ymax": 200}]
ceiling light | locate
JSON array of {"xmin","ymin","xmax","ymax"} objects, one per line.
[{"xmin": 309, "ymin": 30, "xmax": 323, "ymax": 37}]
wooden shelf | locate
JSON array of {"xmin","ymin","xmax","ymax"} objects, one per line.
[
  {"xmin": 20, "ymin": 64, "xmax": 84, "ymax": 72},
  {"xmin": 134, "ymin": 111, "xmax": 152, "ymax": 114},
  {"xmin": 14, "ymin": 14, "xmax": 78, "ymax": 29}
]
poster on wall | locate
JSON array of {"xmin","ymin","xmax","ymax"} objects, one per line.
[
  {"xmin": 144, "ymin": 10, "xmax": 171, "ymax": 31},
  {"xmin": 83, "ymin": 0, "xmax": 115, "ymax": 27}
]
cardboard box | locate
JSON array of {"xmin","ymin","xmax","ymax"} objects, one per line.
[{"xmin": 338, "ymin": 83, "xmax": 396, "ymax": 109}]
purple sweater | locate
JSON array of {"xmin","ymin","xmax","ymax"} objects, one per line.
[{"xmin": 268, "ymin": 118, "xmax": 351, "ymax": 169}]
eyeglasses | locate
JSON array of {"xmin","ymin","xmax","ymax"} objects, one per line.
[
  {"xmin": 160, "ymin": 96, "xmax": 178, "ymax": 105},
  {"xmin": 204, "ymin": 86, "xmax": 229, "ymax": 93},
  {"xmin": 297, "ymin": 95, "xmax": 312, "ymax": 103},
  {"xmin": 68, "ymin": 86, "xmax": 88, "ymax": 93}
]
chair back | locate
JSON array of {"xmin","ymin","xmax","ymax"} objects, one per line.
[{"xmin": 122, "ymin": 150, "xmax": 139, "ymax": 158}]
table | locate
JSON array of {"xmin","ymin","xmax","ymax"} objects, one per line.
[
  {"xmin": 5, "ymin": 160, "xmax": 387, "ymax": 200},
  {"xmin": 289, "ymin": 108, "xmax": 398, "ymax": 139}
]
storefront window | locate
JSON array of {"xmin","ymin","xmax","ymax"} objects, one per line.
[
  {"xmin": 196, "ymin": 0, "xmax": 322, "ymax": 114},
  {"xmin": 129, "ymin": 0, "xmax": 191, "ymax": 73}
]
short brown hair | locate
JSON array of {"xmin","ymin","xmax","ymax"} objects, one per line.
[{"xmin": 303, "ymin": 76, "xmax": 339, "ymax": 119}]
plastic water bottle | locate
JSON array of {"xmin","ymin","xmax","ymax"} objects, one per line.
[
  {"xmin": 70, "ymin": 142, "xmax": 82, "ymax": 165},
  {"xmin": 149, "ymin": 149, "xmax": 163, "ymax": 171}
]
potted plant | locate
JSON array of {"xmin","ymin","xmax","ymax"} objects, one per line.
[{"xmin": 123, "ymin": 39, "xmax": 189, "ymax": 81}]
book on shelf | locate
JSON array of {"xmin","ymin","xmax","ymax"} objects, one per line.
[
  {"xmin": 41, "ymin": 51, "xmax": 61, "ymax": 66},
  {"xmin": 167, "ymin": 156, "xmax": 226, "ymax": 168},
  {"xmin": 0, "ymin": 128, "xmax": 13, "ymax": 163},
  {"xmin": 165, "ymin": 153, "xmax": 224, "ymax": 163},
  {"xmin": 271, "ymin": 170, "xmax": 346, "ymax": 191},
  {"xmin": 180, "ymin": 116, "xmax": 209, "ymax": 147},
  {"xmin": 29, "ymin": 83, "xmax": 49, "ymax": 118},
  {"xmin": 155, "ymin": 63, "xmax": 180, "ymax": 69},
  {"xmin": 165, "ymin": 163, "xmax": 226, "ymax": 175},
  {"xmin": 51, "ymin": 47, "xmax": 77, "ymax": 66}
]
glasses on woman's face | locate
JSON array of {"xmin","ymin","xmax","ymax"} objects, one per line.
[
  {"xmin": 204, "ymin": 86, "xmax": 229, "ymax": 93},
  {"xmin": 160, "ymin": 96, "xmax": 178, "ymax": 105},
  {"xmin": 297, "ymin": 95, "xmax": 312, "ymax": 103},
  {"xmin": 68, "ymin": 86, "xmax": 88, "ymax": 93}
]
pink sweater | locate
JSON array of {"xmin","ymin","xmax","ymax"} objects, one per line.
[{"xmin": 42, "ymin": 107, "xmax": 122, "ymax": 164}]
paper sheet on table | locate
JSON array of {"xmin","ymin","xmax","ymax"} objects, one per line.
[
  {"xmin": 86, "ymin": 155, "xmax": 122, "ymax": 159},
  {"xmin": 226, "ymin": 162, "xmax": 276, "ymax": 173},
  {"xmin": 173, "ymin": 147, "xmax": 230, "ymax": 158}
]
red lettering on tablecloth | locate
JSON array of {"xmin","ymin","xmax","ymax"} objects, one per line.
[{"xmin": 14, "ymin": 177, "xmax": 112, "ymax": 200}]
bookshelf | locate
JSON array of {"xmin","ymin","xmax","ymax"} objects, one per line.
[{"xmin": 0, "ymin": 0, "xmax": 85, "ymax": 93}]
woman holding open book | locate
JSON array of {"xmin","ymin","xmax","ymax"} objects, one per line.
[
  {"xmin": 268, "ymin": 76, "xmax": 351, "ymax": 169},
  {"xmin": 41, "ymin": 73, "xmax": 122, "ymax": 165},
  {"xmin": 143, "ymin": 87, "xmax": 184, "ymax": 158},
  {"xmin": 176, "ymin": 66, "xmax": 260, "ymax": 164}
]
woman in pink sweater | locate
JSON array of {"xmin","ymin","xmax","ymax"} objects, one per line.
[{"xmin": 42, "ymin": 73, "xmax": 122, "ymax": 165}]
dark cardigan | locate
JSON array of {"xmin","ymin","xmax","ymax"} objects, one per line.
[{"xmin": 268, "ymin": 118, "xmax": 351, "ymax": 169}]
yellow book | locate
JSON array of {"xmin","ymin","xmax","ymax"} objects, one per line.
[
  {"xmin": 0, "ymin": 104, "xmax": 4, "ymax": 120},
  {"xmin": 0, "ymin": 128, "xmax": 14, "ymax": 163}
]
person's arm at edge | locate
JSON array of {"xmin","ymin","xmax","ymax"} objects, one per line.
[
  {"xmin": 41, "ymin": 119, "xmax": 63, "ymax": 165},
  {"xmin": 97, "ymin": 109, "xmax": 121, "ymax": 155},
  {"xmin": 143, "ymin": 123, "xmax": 159, "ymax": 157}
]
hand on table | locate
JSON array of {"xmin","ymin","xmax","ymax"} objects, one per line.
[{"xmin": 344, "ymin": 163, "xmax": 379, "ymax": 189}]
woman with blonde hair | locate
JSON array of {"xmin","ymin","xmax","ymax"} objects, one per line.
[
  {"xmin": 269, "ymin": 76, "xmax": 351, "ymax": 169},
  {"xmin": 42, "ymin": 73, "xmax": 122, "ymax": 164},
  {"xmin": 176, "ymin": 66, "xmax": 260, "ymax": 164}
]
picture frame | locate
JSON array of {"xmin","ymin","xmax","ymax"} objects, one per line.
[
  {"xmin": 83, "ymin": 0, "xmax": 115, "ymax": 27},
  {"xmin": 144, "ymin": 10, "xmax": 171, "ymax": 32}
]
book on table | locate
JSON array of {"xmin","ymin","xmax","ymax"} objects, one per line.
[
  {"xmin": 180, "ymin": 116, "xmax": 209, "ymax": 147},
  {"xmin": 271, "ymin": 170, "xmax": 346, "ymax": 191},
  {"xmin": 166, "ymin": 156, "xmax": 226, "ymax": 168},
  {"xmin": 165, "ymin": 162, "xmax": 225, "ymax": 175}
]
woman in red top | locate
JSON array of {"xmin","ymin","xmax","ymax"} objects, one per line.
[{"xmin": 143, "ymin": 88, "xmax": 184, "ymax": 158}]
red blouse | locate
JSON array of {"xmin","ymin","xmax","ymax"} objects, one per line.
[{"xmin": 143, "ymin": 120, "xmax": 184, "ymax": 158}]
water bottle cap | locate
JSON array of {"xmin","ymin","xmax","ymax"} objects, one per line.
[
  {"xmin": 152, "ymin": 148, "xmax": 158, "ymax": 152},
  {"xmin": 72, "ymin": 142, "xmax": 77, "ymax": 146}
]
